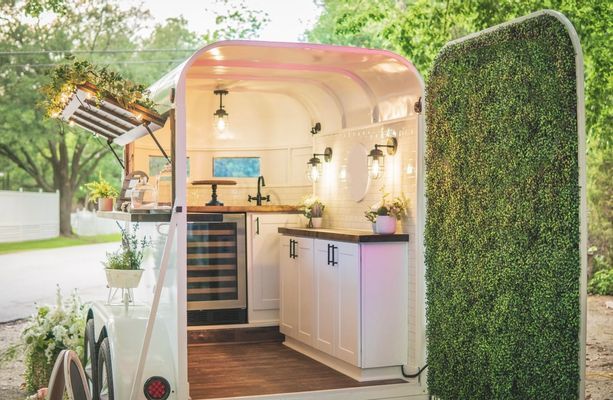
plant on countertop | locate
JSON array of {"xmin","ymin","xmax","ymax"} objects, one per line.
[
  {"xmin": 41, "ymin": 57, "xmax": 157, "ymax": 119},
  {"xmin": 85, "ymin": 174, "xmax": 119, "ymax": 204},
  {"xmin": 0, "ymin": 287, "xmax": 85, "ymax": 394},
  {"xmin": 299, "ymin": 195, "xmax": 325, "ymax": 219},
  {"xmin": 103, "ymin": 223, "xmax": 150, "ymax": 270},
  {"xmin": 365, "ymin": 190, "xmax": 410, "ymax": 222}
]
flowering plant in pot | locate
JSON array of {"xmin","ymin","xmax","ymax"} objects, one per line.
[
  {"xmin": 366, "ymin": 191, "xmax": 410, "ymax": 234},
  {"xmin": 85, "ymin": 175, "xmax": 118, "ymax": 211},
  {"xmin": 103, "ymin": 223, "xmax": 150, "ymax": 290},
  {"xmin": 298, "ymin": 195, "xmax": 325, "ymax": 228}
]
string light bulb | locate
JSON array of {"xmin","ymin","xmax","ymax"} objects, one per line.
[{"xmin": 213, "ymin": 89, "xmax": 229, "ymax": 133}]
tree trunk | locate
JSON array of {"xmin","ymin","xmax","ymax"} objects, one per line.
[{"xmin": 59, "ymin": 184, "xmax": 74, "ymax": 236}]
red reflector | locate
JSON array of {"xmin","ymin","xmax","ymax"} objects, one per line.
[{"xmin": 144, "ymin": 376, "xmax": 170, "ymax": 400}]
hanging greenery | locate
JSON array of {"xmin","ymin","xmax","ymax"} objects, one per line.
[
  {"xmin": 41, "ymin": 57, "xmax": 157, "ymax": 119},
  {"xmin": 425, "ymin": 13, "xmax": 581, "ymax": 399}
]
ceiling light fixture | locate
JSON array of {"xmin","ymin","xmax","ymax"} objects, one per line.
[
  {"xmin": 368, "ymin": 138, "xmax": 398, "ymax": 180},
  {"xmin": 306, "ymin": 147, "xmax": 333, "ymax": 183},
  {"xmin": 213, "ymin": 89, "xmax": 229, "ymax": 133}
]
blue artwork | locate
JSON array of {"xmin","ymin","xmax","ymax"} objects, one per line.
[{"xmin": 213, "ymin": 157, "xmax": 261, "ymax": 178}]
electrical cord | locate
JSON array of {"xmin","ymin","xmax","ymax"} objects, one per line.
[{"xmin": 401, "ymin": 363, "xmax": 428, "ymax": 378}]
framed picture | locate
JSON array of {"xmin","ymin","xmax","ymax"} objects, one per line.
[{"xmin": 213, "ymin": 157, "xmax": 260, "ymax": 178}]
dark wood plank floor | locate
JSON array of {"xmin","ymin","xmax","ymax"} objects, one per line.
[{"xmin": 188, "ymin": 342, "xmax": 406, "ymax": 399}]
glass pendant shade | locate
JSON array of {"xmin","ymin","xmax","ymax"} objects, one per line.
[
  {"xmin": 213, "ymin": 89, "xmax": 229, "ymax": 134},
  {"xmin": 368, "ymin": 148, "xmax": 385, "ymax": 180},
  {"xmin": 306, "ymin": 157, "xmax": 323, "ymax": 182}
]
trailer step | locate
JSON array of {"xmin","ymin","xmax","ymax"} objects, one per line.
[{"xmin": 188, "ymin": 326, "xmax": 283, "ymax": 345}]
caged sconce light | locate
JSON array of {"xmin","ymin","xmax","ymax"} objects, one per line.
[
  {"xmin": 213, "ymin": 89, "xmax": 229, "ymax": 133},
  {"xmin": 368, "ymin": 137, "xmax": 398, "ymax": 180},
  {"xmin": 306, "ymin": 147, "xmax": 333, "ymax": 183}
]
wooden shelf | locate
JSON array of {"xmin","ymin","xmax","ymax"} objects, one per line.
[{"xmin": 278, "ymin": 227, "xmax": 409, "ymax": 243}]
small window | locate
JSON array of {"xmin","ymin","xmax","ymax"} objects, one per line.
[
  {"xmin": 149, "ymin": 156, "xmax": 190, "ymax": 177},
  {"xmin": 213, "ymin": 157, "xmax": 260, "ymax": 178}
]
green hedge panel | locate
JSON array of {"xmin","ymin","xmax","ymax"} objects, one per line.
[{"xmin": 425, "ymin": 14, "xmax": 580, "ymax": 399}]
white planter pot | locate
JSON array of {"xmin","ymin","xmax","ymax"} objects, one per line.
[
  {"xmin": 105, "ymin": 268, "xmax": 144, "ymax": 289},
  {"xmin": 375, "ymin": 216, "xmax": 397, "ymax": 234},
  {"xmin": 311, "ymin": 217, "xmax": 323, "ymax": 228}
]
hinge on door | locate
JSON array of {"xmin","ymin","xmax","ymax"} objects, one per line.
[{"xmin": 414, "ymin": 96, "xmax": 422, "ymax": 114}]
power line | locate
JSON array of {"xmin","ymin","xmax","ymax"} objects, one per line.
[
  {"xmin": 4, "ymin": 59, "xmax": 186, "ymax": 68},
  {"xmin": 0, "ymin": 48, "xmax": 198, "ymax": 56}
]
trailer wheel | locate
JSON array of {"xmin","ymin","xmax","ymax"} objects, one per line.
[
  {"xmin": 97, "ymin": 337, "xmax": 114, "ymax": 400},
  {"xmin": 83, "ymin": 319, "xmax": 99, "ymax": 399}
]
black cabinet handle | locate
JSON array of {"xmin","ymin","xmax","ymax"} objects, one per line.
[
  {"xmin": 292, "ymin": 240, "xmax": 298, "ymax": 259},
  {"xmin": 255, "ymin": 217, "xmax": 260, "ymax": 235},
  {"xmin": 289, "ymin": 239, "xmax": 293, "ymax": 259},
  {"xmin": 327, "ymin": 244, "xmax": 331, "ymax": 265},
  {"xmin": 331, "ymin": 245, "xmax": 338, "ymax": 266}
]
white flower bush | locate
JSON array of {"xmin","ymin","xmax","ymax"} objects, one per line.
[{"xmin": 19, "ymin": 286, "xmax": 85, "ymax": 392}]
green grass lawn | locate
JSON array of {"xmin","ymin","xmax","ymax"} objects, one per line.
[{"xmin": 0, "ymin": 233, "xmax": 121, "ymax": 254}]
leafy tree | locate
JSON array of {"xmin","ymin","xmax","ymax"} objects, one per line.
[{"xmin": 0, "ymin": 0, "xmax": 269, "ymax": 236}]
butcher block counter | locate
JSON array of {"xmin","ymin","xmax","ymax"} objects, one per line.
[{"xmin": 97, "ymin": 205, "xmax": 300, "ymax": 222}]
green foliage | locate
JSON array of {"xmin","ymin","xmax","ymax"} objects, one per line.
[
  {"xmin": 588, "ymin": 268, "xmax": 613, "ymax": 295},
  {"xmin": 24, "ymin": 0, "xmax": 67, "ymax": 16},
  {"xmin": 0, "ymin": 288, "xmax": 85, "ymax": 393},
  {"xmin": 425, "ymin": 14, "xmax": 580, "ymax": 399},
  {"xmin": 103, "ymin": 224, "xmax": 149, "ymax": 270},
  {"xmin": 84, "ymin": 174, "xmax": 118, "ymax": 202},
  {"xmin": 587, "ymin": 144, "xmax": 613, "ymax": 267},
  {"xmin": 42, "ymin": 58, "xmax": 157, "ymax": 118}
]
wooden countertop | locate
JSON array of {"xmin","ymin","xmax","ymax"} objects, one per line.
[
  {"xmin": 278, "ymin": 227, "xmax": 409, "ymax": 243},
  {"xmin": 188, "ymin": 205, "xmax": 300, "ymax": 213}
]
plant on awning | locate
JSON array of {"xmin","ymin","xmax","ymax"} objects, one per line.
[{"xmin": 41, "ymin": 58, "xmax": 156, "ymax": 119}]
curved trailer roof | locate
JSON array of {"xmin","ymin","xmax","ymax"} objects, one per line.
[{"xmin": 112, "ymin": 40, "xmax": 424, "ymax": 145}]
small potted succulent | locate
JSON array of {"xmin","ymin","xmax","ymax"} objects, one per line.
[
  {"xmin": 299, "ymin": 195, "xmax": 325, "ymax": 228},
  {"xmin": 103, "ymin": 224, "xmax": 149, "ymax": 292},
  {"xmin": 85, "ymin": 175, "xmax": 118, "ymax": 211},
  {"xmin": 366, "ymin": 191, "xmax": 410, "ymax": 234}
]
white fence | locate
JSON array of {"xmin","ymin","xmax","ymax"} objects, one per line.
[
  {"xmin": 71, "ymin": 210, "xmax": 120, "ymax": 236},
  {"xmin": 0, "ymin": 190, "xmax": 59, "ymax": 243}
]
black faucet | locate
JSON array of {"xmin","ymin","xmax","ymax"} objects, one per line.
[{"xmin": 248, "ymin": 176, "xmax": 270, "ymax": 206}]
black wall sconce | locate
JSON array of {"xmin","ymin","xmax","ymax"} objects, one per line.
[
  {"xmin": 310, "ymin": 122, "xmax": 322, "ymax": 135},
  {"xmin": 368, "ymin": 137, "xmax": 398, "ymax": 180},
  {"xmin": 213, "ymin": 89, "xmax": 229, "ymax": 132},
  {"xmin": 306, "ymin": 147, "xmax": 333, "ymax": 182}
]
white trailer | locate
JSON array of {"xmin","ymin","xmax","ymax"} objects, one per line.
[{"xmin": 57, "ymin": 10, "xmax": 585, "ymax": 400}]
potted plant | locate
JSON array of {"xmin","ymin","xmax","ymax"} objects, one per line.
[
  {"xmin": 103, "ymin": 224, "xmax": 149, "ymax": 291},
  {"xmin": 85, "ymin": 175, "xmax": 118, "ymax": 211},
  {"xmin": 366, "ymin": 191, "xmax": 410, "ymax": 234},
  {"xmin": 299, "ymin": 195, "xmax": 325, "ymax": 228}
]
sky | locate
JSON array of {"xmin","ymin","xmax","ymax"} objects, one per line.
[{"xmin": 134, "ymin": 0, "xmax": 322, "ymax": 42}]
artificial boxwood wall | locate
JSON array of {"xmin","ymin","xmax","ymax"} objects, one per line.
[{"xmin": 425, "ymin": 13, "xmax": 580, "ymax": 399}]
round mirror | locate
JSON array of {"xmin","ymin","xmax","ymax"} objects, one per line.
[{"xmin": 346, "ymin": 143, "xmax": 369, "ymax": 202}]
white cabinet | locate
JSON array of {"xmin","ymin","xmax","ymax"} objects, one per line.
[
  {"xmin": 280, "ymin": 233, "xmax": 408, "ymax": 370},
  {"xmin": 279, "ymin": 235, "xmax": 315, "ymax": 345},
  {"xmin": 248, "ymin": 214, "xmax": 300, "ymax": 324},
  {"xmin": 314, "ymin": 240, "xmax": 360, "ymax": 365}
]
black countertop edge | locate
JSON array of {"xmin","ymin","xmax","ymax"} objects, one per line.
[{"xmin": 278, "ymin": 227, "xmax": 409, "ymax": 243}]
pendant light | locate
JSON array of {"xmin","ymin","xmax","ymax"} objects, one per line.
[
  {"xmin": 306, "ymin": 147, "xmax": 333, "ymax": 182},
  {"xmin": 213, "ymin": 89, "xmax": 229, "ymax": 133},
  {"xmin": 368, "ymin": 137, "xmax": 397, "ymax": 180}
]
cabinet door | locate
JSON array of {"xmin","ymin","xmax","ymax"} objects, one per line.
[
  {"xmin": 296, "ymin": 238, "xmax": 315, "ymax": 345},
  {"xmin": 334, "ymin": 241, "xmax": 360, "ymax": 366},
  {"xmin": 314, "ymin": 240, "xmax": 336, "ymax": 355},
  {"xmin": 279, "ymin": 236, "xmax": 298, "ymax": 337},
  {"xmin": 251, "ymin": 214, "xmax": 300, "ymax": 311}
]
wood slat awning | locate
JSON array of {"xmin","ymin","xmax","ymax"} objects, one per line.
[{"xmin": 60, "ymin": 82, "xmax": 167, "ymax": 146}]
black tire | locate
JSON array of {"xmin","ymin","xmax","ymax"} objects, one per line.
[
  {"xmin": 97, "ymin": 337, "xmax": 114, "ymax": 400},
  {"xmin": 83, "ymin": 319, "xmax": 99, "ymax": 399}
]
